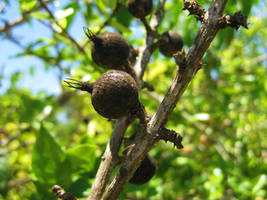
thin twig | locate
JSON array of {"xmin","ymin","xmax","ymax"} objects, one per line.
[
  {"xmin": 97, "ymin": 2, "xmax": 122, "ymax": 34},
  {"xmin": 0, "ymin": 177, "xmax": 31, "ymax": 193},
  {"xmin": 6, "ymin": 35, "xmax": 59, "ymax": 67},
  {"xmin": 38, "ymin": 0, "xmax": 86, "ymax": 54},
  {"xmin": 140, "ymin": 17, "xmax": 163, "ymax": 39},
  {"xmin": 252, "ymin": 53, "xmax": 267, "ymax": 64},
  {"xmin": 135, "ymin": 0, "xmax": 167, "ymax": 85},
  {"xmin": 0, "ymin": 0, "xmax": 53, "ymax": 33},
  {"xmin": 0, "ymin": 141, "xmax": 34, "ymax": 157},
  {"xmin": 82, "ymin": 1, "xmax": 123, "ymax": 48},
  {"xmin": 0, "ymin": 125, "xmax": 32, "ymax": 147},
  {"xmin": 0, "ymin": 1, "xmax": 7, "ymax": 13}
]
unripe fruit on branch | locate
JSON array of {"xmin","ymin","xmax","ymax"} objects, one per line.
[
  {"xmin": 129, "ymin": 155, "xmax": 156, "ymax": 185},
  {"xmin": 159, "ymin": 30, "xmax": 183, "ymax": 57},
  {"xmin": 64, "ymin": 70, "xmax": 139, "ymax": 119},
  {"xmin": 84, "ymin": 27, "xmax": 131, "ymax": 70},
  {"xmin": 127, "ymin": 0, "xmax": 153, "ymax": 19}
]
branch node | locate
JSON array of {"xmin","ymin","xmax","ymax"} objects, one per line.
[
  {"xmin": 157, "ymin": 127, "xmax": 183, "ymax": 149},
  {"xmin": 219, "ymin": 11, "xmax": 248, "ymax": 30},
  {"xmin": 141, "ymin": 17, "xmax": 164, "ymax": 39},
  {"xmin": 174, "ymin": 50, "xmax": 187, "ymax": 67},
  {"xmin": 51, "ymin": 185, "xmax": 77, "ymax": 200},
  {"xmin": 182, "ymin": 0, "xmax": 206, "ymax": 22}
]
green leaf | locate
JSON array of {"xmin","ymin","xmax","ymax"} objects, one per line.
[
  {"xmin": 0, "ymin": 156, "xmax": 9, "ymax": 190},
  {"xmin": 19, "ymin": 0, "xmax": 37, "ymax": 12},
  {"xmin": 115, "ymin": 5, "xmax": 133, "ymax": 28},
  {"xmin": 29, "ymin": 66, "xmax": 35, "ymax": 76},
  {"xmin": 30, "ymin": 11, "xmax": 49, "ymax": 20},
  {"xmin": 32, "ymin": 124, "xmax": 71, "ymax": 188},
  {"xmin": 63, "ymin": 2, "xmax": 79, "ymax": 30},
  {"xmin": 252, "ymin": 175, "xmax": 267, "ymax": 195},
  {"xmin": 10, "ymin": 71, "xmax": 24, "ymax": 87},
  {"xmin": 101, "ymin": 0, "xmax": 117, "ymax": 10},
  {"xmin": 110, "ymin": 19, "xmax": 132, "ymax": 33},
  {"xmin": 69, "ymin": 177, "xmax": 92, "ymax": 197},
  {"xmin": 65, "ymin": 144, "xmax": 97, "ymax": 173}
]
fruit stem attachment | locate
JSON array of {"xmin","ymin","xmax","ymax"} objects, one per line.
[
  {"xmin": 83, "ymin": 27, "xmax": 97, "ymax": 42},
  {"xmin": 63, "ymin": 78, "xmax": 94, "ymax": 93},
  {"xmin": 133, "ymin": 102, "xmax": 151, "ymax": 125}
]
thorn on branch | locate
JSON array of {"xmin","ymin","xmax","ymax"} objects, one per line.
[
  {"xmin": 219, "ymin": 11, "xmax": 248, "ymax": 30},
  {"xmin": 182, "ymin": 0, "xmax": 206, "ymax": 22},
  {"xmin": 157, "ymin": 127, "xmax": 183, "ymax": 149},
  {"xmin": 51, "ymin": 185, "xmax": 77, "ymax": 200}
]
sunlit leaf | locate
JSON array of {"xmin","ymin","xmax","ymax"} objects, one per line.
[
  {"xmin": 65, "ymin": 144, "xmax": 97, "ymax": 173},
  {"xmin": 32, "ymin": 125, "xmax": 71, "ymax": 188},
  {"xmin": 19, "ymin": 0, "xmax": 37, "ymax": 12}
]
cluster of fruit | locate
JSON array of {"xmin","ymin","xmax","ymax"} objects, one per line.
[{"xmin": 64, "ymin": 0, "xmax": 184, "ymax": 185}]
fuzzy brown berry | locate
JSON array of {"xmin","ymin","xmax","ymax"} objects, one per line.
[
  {"xmin": 129, "ymin": 155, "xmax": 156, "ymax": 185},
  {"xmin": 64, "ymin": 70, "xmax": 139, "ymax": 119},
  {"xmin": 127, "ymin": 0, "xmax": 153, "ymax": 19},
  {"xmin": 84, "ymin": 27, "xmax": 130, "ymax": 69},
  {"xmin": 159, "ymin": 30, "xmax": 183, "ymax": 57}
]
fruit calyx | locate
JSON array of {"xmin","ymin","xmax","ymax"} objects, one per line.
[
  {"xmin": 83, "ymin": 27, "xmax": 98, "ymax": 43},
  {"xmin": 64, "ymin": 78, "xmax": 94, "ymax": 94}
]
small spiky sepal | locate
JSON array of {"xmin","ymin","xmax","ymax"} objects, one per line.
[
  {"xmin": 63, "ymin": 78, "xmax": 94, "ymax": 93},
  {"xmin": 83, "ymin": 27, "xmax": 97, "ymax": 42}
]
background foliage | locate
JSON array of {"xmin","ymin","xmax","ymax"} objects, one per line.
[{"xmin": 0, "ymin": 0, "xmax": 266, "ymax": 199}]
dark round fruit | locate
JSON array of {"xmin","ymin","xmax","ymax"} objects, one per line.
[
  {"xmin": 84, "ymin": 28, "xmax": 130, "ymax": 69},
  {"xmin": 91, "ymin": 70, "xmax": 139, "ymax": 119},
  {"xmin": 129, "ymin": 155, "xmax": 156, "ymax": 185},
  {"xmin": 159, "ymin": 30, "xmax": 183, "ymax": 57},
  {"xmin": 127, "ymin": 0, "xmax": 153, "ymax": 19}
]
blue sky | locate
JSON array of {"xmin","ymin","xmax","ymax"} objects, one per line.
[{"xmin": 0, "ymin": 0, "xmax": 86, "ymax": 95}]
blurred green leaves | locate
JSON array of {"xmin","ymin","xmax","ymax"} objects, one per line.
[
  {"xmin": 65, "ymin": 144, "xmax": 96, "ymax": 173},
  {"xmin": 32, "ymin": 125, "xmax": 71, "ymax": 192},
  {"xmin": 31, "ymin": 125, "xmax": 97, "ymax": 198}
]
